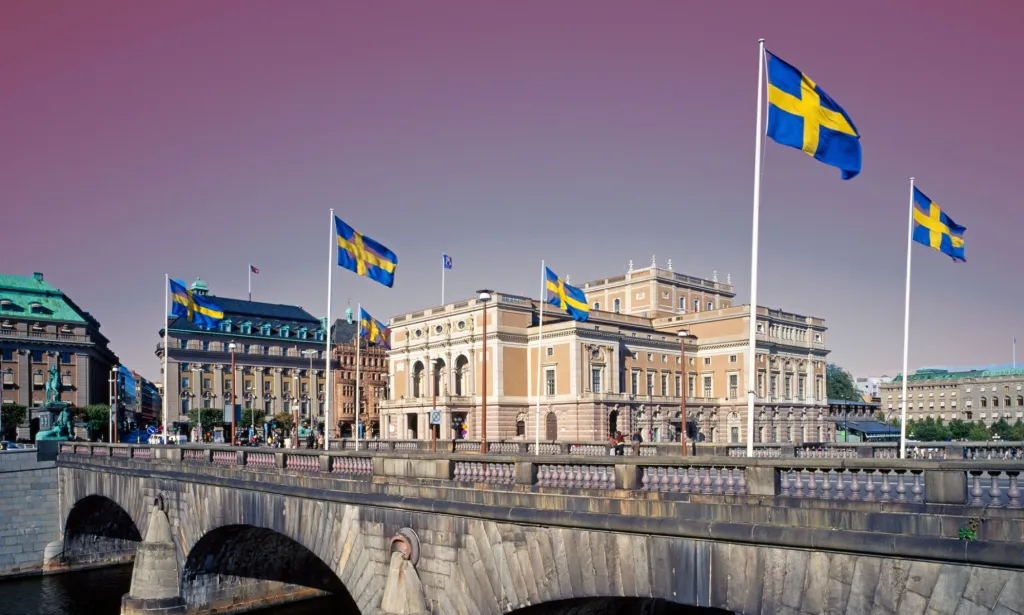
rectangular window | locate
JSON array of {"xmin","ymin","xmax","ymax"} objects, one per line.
[
  {"xmin": 730, "ymin": 426, "xmax": 739, "ymax": 443},
  {"xmin": 59, "ymin": 352, "xmax": 72, "ymax": 364},
  {"xmin": 688, "ymin": 374, "xmax": 695, "ymax": 397},
  {"xmin": 703, "ymin": 375, "xmax": 712, "ymax": 399},
  {"xmin": 546, "ymin": 346, "xmax": 553, "ymax": 357},
  {"xmin": 203, "ymin": 378, "xmax": 211, "ymax": 389},
  {"xmin": 729, "ymin": 355, "xmax": 737, "ymax": 363},
  {"xmin": 785, "ymin": 376, "xmax": 792, "ymax": 399},
  {"xmin": 798, "ymin": 377, "xmax": 805, "ymax": 399},
  {"xmin": 815, "ymin": 376, "xmax": 823, "ymax": 400},
  {"xmin": 591, "ymin": 368, "xmax": 601, "ymax": 393},
  {"xmin": 770, "ymin": 375, "xmax": 778, "ymax": 399},
  {"xmin": 631, "ymin": 371, "xmax": 639, "ymax": 396},
  {"xmin": 302, "ymin": 382, "xmax": 309, "ymax": 394},
  {"xmin": 2, "ymin": 372, "xmax": 14, "ymax": 385},
  {"xmin": 31, "ymin": 350, "xmax": 43, "ymax": 362},
  {"xmin": 646, "ymin": 372, "xmax": 654, "ymax": 396},
  {"xmin": 181, "ymin": 376, "xmax": 190, "ymax": 388},
  {"xmin": 61, "ymin": 374, "xmax": 72, "ymax": 386},
  {"xmin": 729, "ymin": 374, "xmax": 738, "ymax": 399},
  {"xmin": 661, "ymin": 373, "xmax": 668, "ymax": 396},
  {"xmin": 675, "ymin": 374, "xmax": 682, "ymax": 396},
  {"xmin": 757, "ymin": 373, "xmax": 765, "ymax": 397},
  {"xmin": 264, "ymin": 381, "xmax": 271, "ymax": 392},
  {"xmin": 647, "ymin": 353, "xmax": 654, "ymax": 362},
  {"xmin": 703, "ymin": 357, "xmax": 711, "ymax": 365},
  {"xmin": 545, "ymin": 369, "xmax": 556, "ymax": 396},
  {"xmin": 0, "ymin": 349, "xmax": 12, "ymax": 361}
]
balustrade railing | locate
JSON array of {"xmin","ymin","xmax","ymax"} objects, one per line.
[
  {"xmin": 284, "ymin": 454, "xmax": 319, "ymax": 472},
  {"xmin": 330, "ymin": 457, "xmax": 371, "ymax": 475},
  {"xmin": 453, "ymin": 461, "xmax": 514, "ymax": 485},
  {"xmin": 245, "ymin": 451, "xmax": 274, "ymax": 468},
  {"xmin": 968, "ymin": 470, "xmax": 1022, "ymax": 508},
  {"xmin": 641, "ymin": 465, "xmax": 746, "ymax": 495},
  {"xmin": 777, "ymin": 466, "xmax": 925, "ymax": 503},
  {"xmin": 536, "ymin": 464, "xmax": 614, "ymax": 489}
]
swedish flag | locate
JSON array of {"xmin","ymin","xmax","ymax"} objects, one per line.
[
  {"xmin": 359, "ymin": 307, "xmax": 391, "ymax": 350},
  {"xmin": 335, "ymin": 217, "xmax": 398, "ymax": 288},
  {"xmin": 913, "ymin": 187, "xmax": 966, "ymax": 262},
  {"xmin": 766, "ymin": 51, "xmax": 862, "ymax": 179},
  {"xmin": 169, "ymin": 279, "xmax": 224, "ymax": 329},
  {"xmin": 545, "ymin": 267, "xmax": 589, "ymax": 322}
]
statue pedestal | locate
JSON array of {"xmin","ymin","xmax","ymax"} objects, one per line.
[{"xmin": 33, "ymin": 403, "xmax": 73, "ymax": 443}]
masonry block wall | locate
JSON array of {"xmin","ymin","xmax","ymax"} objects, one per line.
[{"xmin": 0, "ymin": 450, "xmax": 59, "ymax": 576}]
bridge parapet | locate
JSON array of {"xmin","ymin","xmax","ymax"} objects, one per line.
[{"xmin": 58, "ymin": 442, "xmax": 1024, "ymax": 509}]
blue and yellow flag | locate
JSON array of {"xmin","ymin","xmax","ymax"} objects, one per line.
[
  {"xmin": 169, "ymin": 279, "xmax": 224, "ymax": 329},
  {"xmin": 545, "ymin": 267, "xmax": 589, "ymax": 322},
  {"xmin": 912, "ymin": 187, "xmax": 966, "ymax": 262},
  {"xmin": 335, "ymin": 217, "xmax": 398, "ymax": 288},
  {"xmin": 359, "ymin": 307, "xmax": 391, "ymax": 350},
  {"xmin": 766, "ymin": 51, "xmax": 862, "ymax": 179}
]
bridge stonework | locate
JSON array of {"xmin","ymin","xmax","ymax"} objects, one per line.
[{"xmin": 57, "ymin": 444, "xmax": 1024, "ymax": 615}]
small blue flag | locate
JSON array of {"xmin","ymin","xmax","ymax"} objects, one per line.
[{"xmin": 443, "ymin": 254, "xmax": 453, "ymax": 270}]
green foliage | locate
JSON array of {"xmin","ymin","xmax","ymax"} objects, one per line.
[
  {"xmin": 959, "ymin": 517, "xmax": 981, "ymax": 541},
  {"xmin": 1, "ymin": 404, "xmax": 27, "ymax": 429},
  {"xmin": 908, "ymin": 417, "xmax": 950, "ymax": 442},
  {"xmin": 273, "ymin": 412, "xmax": 294, "ymax": 433},
  {"xmin": 967, "ymin": 423, "xmax": 992, "ymax": 442},
  {"xmin": 186, "ymin": 408, "xmax": 225, "ymax": 428},
  {"xmin": 948, "ymin": 419, "xmax": 972, "ymax": 440},
  {"xmin": 825, "ymin": 364, "xmax": 861, "ymax": 402},
  {"xmin": 241, "ymin": 408, "xmax": 267, "ymax": 429},
  {"xmin": 81, "ymin": 404, "xmax": 111, "ymax": 441}
]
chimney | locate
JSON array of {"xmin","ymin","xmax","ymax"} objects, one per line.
[{"xmin": 33, "ymin": 272, "xmax": 44, "ymax": 282}]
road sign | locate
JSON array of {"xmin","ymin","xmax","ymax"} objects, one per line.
[
  {"xmin": 429, "ymin": 410, "xmax": 442, "ymax": 425},
  {"xmin": 146, "ymin": 426, "xmax": 157, "ymax": 435}
]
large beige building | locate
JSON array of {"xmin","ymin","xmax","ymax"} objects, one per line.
[
  {"xmin": 380, "ymin": 261, "xmax": 832, "ymax": 444},
  {"xmin": 879, "ymin": 368, "xmax": 1024, "ymax": 426}
]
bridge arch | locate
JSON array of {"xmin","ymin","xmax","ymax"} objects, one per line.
[
  {"xmin": 63, "ymin": 494, "xmax": 142, "ymax": 567},
  {"xmin": 511, "ymin": 598, "xmax": 731, "ymax": 615},
  {"xmin": 181, "ymin": 524, "xmax": 359, "ymax": 612}
]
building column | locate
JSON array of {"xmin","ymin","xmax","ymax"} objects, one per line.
[
  {"xmin": 273, "ymin": 368, "xmax": 283, "ymax": 416},
  {"xmin": 213, "ymin": 365, "xmax": 224, "ymax": 410},
  {"xmin": 17, "ymin": 350, "xmax": 29, "ymax": 407}
]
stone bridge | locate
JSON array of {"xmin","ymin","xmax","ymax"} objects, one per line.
[{"xmin": 56, "ymin": 442, "xmax": 1024, "ymax": 615}]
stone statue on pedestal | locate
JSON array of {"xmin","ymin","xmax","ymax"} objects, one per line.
[
  {"xmin": 36, "ymin": 405, "xmax": 73, "ymax": 441},
  {"xmin": 45, "ymin": 364, "xmax": 61, "ymax": 404},
  {"xmin": 36, "ymin": 364, "xmax": 73, "ymax": 441}
]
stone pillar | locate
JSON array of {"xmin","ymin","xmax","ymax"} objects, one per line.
[{"xmin": 121, "ymin": 505, "xmax": 184, "ymax": 615}]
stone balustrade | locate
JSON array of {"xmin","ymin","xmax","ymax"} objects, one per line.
[{"xmin": 57, "ymin": 442, "xmax": 1024, "ymax": 510}]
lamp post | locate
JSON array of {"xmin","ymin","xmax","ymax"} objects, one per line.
[
  {"xmin": 677, "ymin": 330, "xmax": 697, "ymax": 457},
  {"xmin": 292, "ymin": 372, "xmax": 300, "ymax": 448},
  {"xmin": 228, "ymin": 343, "xmax": 236, "ymax": 444},
  {"xmin": 108, "ymin": 366, "xmax": 118, "ymax": 443},
  {"xmin": 476, "ymin": 289, "xmax": 493, "ymax": 453},
  {"xmin": 302, "ymin": 349, "xmax": 317, "ymax": 432},
  {"xmin": 192, "ymin": 365, "xmax": 202, "ymax": 443}
]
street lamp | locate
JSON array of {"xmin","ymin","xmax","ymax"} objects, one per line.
[
  {"xmin": 108, "ymin": 366, "xmax": 118, "ymax": 443},
  {"xmin": 228, "ymin": 342, "xmax": 237, "ymax": 444},
  {"xmin": 192, "ymin": 365, "xmax": 202, "ymax": 443},
  {"xmin": 292, "ymin": 371, "xmax": 299, "ymax": 448},
  {"xmin": 476, "ymin": 289, "xmax": 493, "ymax": 453},
  {"xmin": 302, "ymin": 349, "xmax": 317, "ymax": 425},
  {"xmin": 677, "ymin": 330, "xmax": 698, "ymax": 457}
]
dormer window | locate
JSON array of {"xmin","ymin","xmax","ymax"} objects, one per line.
[
  {"xmin": 297, "ymin": 327, "xmax": 307, "ymax": 339},
  {"xmin": 220, "ymin": 319, "xmax": 232, "ymax": 333},
  {"xmin": 0, "ymin": 300, "xmax": 14, "ymax": 311},
  {"xmin": 314, "ymin": 329, "xmax": 325, "ymax": 341},
  {"xmin": 30, "ymin": 302, "xmax": 48, "ymax": 315},
  {"xmin": 260, "ymin": 324, "xmax": 271, "ymax": 336},
  {"xmin": 280, "ymin": 326, "xmax": 290, "ymax": 338},
  {"xmin": 240, "ymin": 321, "xmax": 252, "ymax": 335}
]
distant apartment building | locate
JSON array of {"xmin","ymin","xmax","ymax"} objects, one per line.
[
  {"xmin": 880, "ymin": 368, "xmax": 1024, "ymax": 425},
  {"xmin": 855, "ymin": 376, "xmax": 889, "ymax": 401},
  {"xmin": 381, "ymin": 260, "xmax": 833, "ymax": 445},
  {"xmin": 0, "ymin": 272, "xmax": 119, "ymax": 409}
]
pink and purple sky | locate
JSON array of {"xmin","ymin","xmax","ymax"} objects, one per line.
[{"xmin": 2, "ymin": 1, "xmax": 1021, "ymax": 381}]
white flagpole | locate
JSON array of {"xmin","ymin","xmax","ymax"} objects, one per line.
[
  {"xmin": 441, "ymin": 256, "xmax": 446, "ymax": 305},
  {"xmin": 745, "ymin": 38, "xmax": 766, "ymax": 457},
  {"xmin": 248, "ymin": 264, "xmax": 252, "ymax": 302},
  {"xmin": 162, "ymin": 274, "xmax": 169, "ymax": 441},
  {"xmin": 899, "ymin": 177, "xmax": 915, "ymax": 459},
  {"xmin": 355, "ymin": 303, "xmax": 362, "ymax": 452},
  {"xmin": 325, "ymin": 210, "xmax": 335, "ymax": 451},
  {"xmin": 535, "ymin": 261, "xmax": 545, "ymax": 455}
]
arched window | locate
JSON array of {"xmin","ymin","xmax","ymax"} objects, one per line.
[
  {"xmin": 433, "ymin": 358, "xmax": 446, "ymax": 396},
  {"xmin": 993, "ymin": 396, "xmax": 1000, "ymax": 408},
  {"xmin": 613, "ymin": 298, "xmax": 621, "ymax": 313},
  {"xmin": 516, "ymin": 412, "xmax": 527, "ymax": 438},
  {"xmin": 1018, "ymin": 395, "xmax": 1023, "ymax": 407},
  {"xmin": 678, "ymin": 297, "xmax": 686, "ymax": 311},
  {"xmin": 693, "ymin": 299, "xmax": 700, "ymax": 313},
  {"xmin": 1006, "ymin": 397, "xmax": 1012, "ymax": 408},
  {"xmin": 454, "ymin": 355, "xmax": 469, "ymax": 396},
  {"xmin": 981, "ymin": 397, "xmax": 988, "ymax": 407},
  {"xmin": 707, "ymin": 301, "xmax": 713, "ymax": 311},
  {"xmin": 757, "ymin": 425, "xmax": 765, "ymax": 443},
  {"xmin": 412, "ymin": 361, "xmax": 424, "ymax": 398}
]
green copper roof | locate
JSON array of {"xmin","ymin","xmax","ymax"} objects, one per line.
[
  {"xmin": 891, "ymin": 367, "xmax": 1024, "ymax": 383},
  {"xmin": 189, "ymin": 278, "xmax": 208, "ymax": 293},
  {"xmin": 0, "ymin": 273, "xmax": 87, "ymax": 323}
]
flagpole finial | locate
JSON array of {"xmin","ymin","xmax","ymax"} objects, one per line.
[{"xmin": 758, "ymin": 38, "xmax": 765, "ymax": 43}]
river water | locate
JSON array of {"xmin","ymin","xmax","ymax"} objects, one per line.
[{"xmin": 0, "ymin": 565, "xmax": 336, "ymax": 615}]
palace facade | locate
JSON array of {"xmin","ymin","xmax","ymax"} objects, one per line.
[
  {"xmin": 380, "ymin": 261, "xmax": 833, "ymax": 444},
  {"xmin": 880, "ymin": 368, "xmax": 1024, "ymax": 426},
  {"xmin": 0, "ymin": 272, "xmax": 119, "ymax": 409},
  {"xmin": 332, "ymin": 319, "xmax": 388, "ymax": 438}
]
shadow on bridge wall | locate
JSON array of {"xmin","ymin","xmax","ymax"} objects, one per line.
[
  {"xmin": 512, "ymin": 598, "xmax": 733, "ymax": 615},
  {"xmin": 180, "ymin": 524, "xmax": 359, "ymax": 613},
  {"xmin": 63, "ymin": 495, "xmax": 142, "ymax": 569}
]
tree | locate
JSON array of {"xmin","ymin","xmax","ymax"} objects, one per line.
[
  {"xmin": 81, "ymin": 404, "xmax": 111, "ymax": 441},
  {"xmin": 1, "ymin": 404, "xmax": 27, "ymax": 440},
  {"xmin": 274, "ymin": 412, "xmax": 294, "ymax": 434},
  {"xmin": 966, "ymin": 422, "xmax": 991, "ymax": 442},
  {"xmin": 241, "ymin": 408, "xmax": 267, "ymax": 430},
  {"xmin": 186, "ymin": 408, "xmax": 225, "ymax": 430},
  {"xmin": 826, "ymin": 364, "xmax": 861, "ymax": 402},
  {"xmin": 948, "ymin": 419, "xmax": 971, "ymax": 440},
  {"xmin": 909, "ymin": 417, "xmax": 950, "ymax": 442},
  {"xmin": 1008, "ymin": 420, "xmax": 1024, "ymax": 441},
  {"xmin": 991, "ymin": 419, "xmax": 1013, "ymax": 440}
]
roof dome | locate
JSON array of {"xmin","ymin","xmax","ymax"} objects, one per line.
[{"xmin": 190, "ymin": 278, "xmax": 209, "ymax": 296}]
